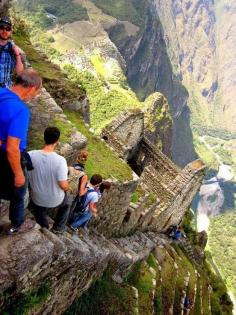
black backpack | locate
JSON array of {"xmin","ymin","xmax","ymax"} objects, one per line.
[{"xmin": 68, "ymin": 187, "xmax": 96, "ymax": 224}]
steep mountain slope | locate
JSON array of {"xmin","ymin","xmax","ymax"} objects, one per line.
[{"xmin": 215, "ymin": 0, "xmax": 236, "ymax": 132}]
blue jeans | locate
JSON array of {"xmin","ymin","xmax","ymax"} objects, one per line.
[
  {"xmin": 0, "ymin": 149, "xmax": 26, "ymax": 227},
  {"xmin": 71, "ymin": 210, "xmax": 92, "ymax": 229},
  {"xmin": 9, "ymin": 185, "xmax": 26, "ymax": 228},
  {"xmin": 31, "ymin": 193, "xmax": 69, "ymax": 231}
]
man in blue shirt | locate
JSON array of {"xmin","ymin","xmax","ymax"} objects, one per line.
[
  {"xmin": 0, "ymin": 69, "xmax": 42, "ymax": 234},
  {"xmin": 0, "ymin": 17, "xmax": 24, "ymax": 88}
]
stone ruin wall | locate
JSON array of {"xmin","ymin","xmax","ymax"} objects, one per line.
[
  {"xmin": 101, "ymin": 110, "xmax": 206, "ymax": 236},
  {"xmin": 91, "ymin": 175, "xmax": 139, "ymax": 238},
  {"xmin": 101, "ymin": 110, "xmax": 144, "ymax": 160},
  {"xmin": 149, "ymin": 161, "xmax": 206, "ymax": 231},
  {"xmin": 136, "ymin": 138, "xmax": 180, "ymax": 183}
]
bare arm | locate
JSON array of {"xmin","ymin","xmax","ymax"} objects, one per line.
[
  {"xmin": 79, "ymin": 174, "xmax": 88, "ymax": 196},
  {"xmin": 89, "ymin": 202, "xmax": 97, "ymax": 217},
  {"xmin": 6, "ymin": 136, "xmax": 25, "ymax": 187},
  {"xmin": 58, "ymin": 180, "xmax": 69, "ymax": 192},
  {"xmin": 12, "ymin": 45, "xmax": 24, "ymax": 75}
]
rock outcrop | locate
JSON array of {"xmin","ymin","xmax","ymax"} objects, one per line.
[
  {"xmin": 107, "ymin": 3, "xmax": 197, "ymax": 166},
  {"xmin": 28, "ymin": 88, "xmax": 87, "ymax": 163}
]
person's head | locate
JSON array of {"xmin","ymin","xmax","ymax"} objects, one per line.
[
  {"xmin": 12, "ymin": 69, "xmax": 42, "ymax": 101},
  {"xmin": 90, "ymin": 174, "xmax": 103, "ymax": 187},
  {"xmin": 77, "ymin": 150, "xmax": 88, "ymax": 165},
  {"xmin": 0, "ymin": 17, "xmax": 12, "ymax": 42},
  {"xmin": 99, "ymin": 181, "xmax": 111, "ymax": 194},
  {"xmin": 44, "ymin": 127, "xmax": 60, "ymax": 146}
]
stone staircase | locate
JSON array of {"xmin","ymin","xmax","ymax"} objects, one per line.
[{"xmin": 117, "ymin": 242, "xmax": 214, "ymax": 315}]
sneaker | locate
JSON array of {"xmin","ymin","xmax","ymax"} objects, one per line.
[
  {"xmin": 6, "ymin": 225, "xmax": 19, "ymax": 235},
  {"xmin": 51, "ymin": 227, "xmax": 67, "ymax": 234},
  {"xmin": 6, "ymin": 218, "xmax": 35, "ymax": 235},
  {"xmin": 70, "ymin": 225, "xmax": 78, "ymax": 232}
]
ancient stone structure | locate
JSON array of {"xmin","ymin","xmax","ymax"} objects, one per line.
[
  {"xmin": 101, "ymin": 111, "xmax": 206, "ymax": 235},
  {"xmin": 101, "ymin": 109, "xmax": 144, "ymax": 160}
]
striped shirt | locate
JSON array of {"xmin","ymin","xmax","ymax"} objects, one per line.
[{"xmin": 0, "ymin": 42, "xmax": 16, "ymax": 88}]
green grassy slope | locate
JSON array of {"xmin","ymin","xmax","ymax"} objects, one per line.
[
  {"xmin": 90, "ymin": 0, "xmax": 146, "ymax": 26},
  {"xmin": 16, "ymin": 0, "xmax": 88, "ymax": 26},
  {"xmin": 208, "ymin": 212, "xmax": 236, "ymax": 297}
]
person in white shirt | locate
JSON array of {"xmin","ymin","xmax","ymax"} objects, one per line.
[{"xmin": 28, "ymin": 127, "xmax": 70, "ymax": 233}]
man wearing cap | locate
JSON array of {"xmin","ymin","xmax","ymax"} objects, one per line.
[{"xmin": 0, "ymin": 16, "xmax": 24, "ymax": 88}]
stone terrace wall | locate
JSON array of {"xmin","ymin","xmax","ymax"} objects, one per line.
[
  {"xmin": 91, "ymin": 174, "xmax": 139, "ymax": 238},
  {"xmin": 149, "ymin": 160, "xmax": 206, "ymax": 231},
  {"xmin": 100, "ymin": 110, "xmax": 206, "ymax": 236},
  {"xmin": 117, "ymin": 146, "xmax": 205, "ymax": 233},
  {"xmin": 136, "ymin": 138, "xmax": 180, "ymax": 185},
  {"xmin": 0, "ymin": 227, "xmax": 165, "ymax": 314}
]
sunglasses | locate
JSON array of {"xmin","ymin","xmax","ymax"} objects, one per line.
[{"xmin": 0, "ymin": 25, "xmax": 12, "ymax": 32}]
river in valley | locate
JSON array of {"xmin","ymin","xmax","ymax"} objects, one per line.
[{"xmin": 192, "ymin": 135, "xmax": 236, "ymax": 312}]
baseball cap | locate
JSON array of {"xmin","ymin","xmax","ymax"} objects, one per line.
[{"xmin": 0, "ymin": 17, "xmax": 12, "ymax": 28}]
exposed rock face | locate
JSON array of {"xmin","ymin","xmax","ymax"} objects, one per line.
[
  {"xmin": 143, "ymin": 92, "xmax": 172, "ymax": 156},
  {"xmin": 108, "ymin": 4, "xmax": 197, "ymax": 166},
  {"xmin": 107, "ymin": 0, "xmax": 236, "ymax": 163},
  {"xmin": 0, "ymin": 225, "xmax": 165, "ymax": 314},
  {"xmin": 28, "ymin": 88, "xmax": 87, "ymax": 162},
  {"xmin": 214, "ymin": 0, "xmax": 236, "ymax": 132},
  {"xmin": 154, "ymin": 0, "xmax": 217, "ymax": 128}
]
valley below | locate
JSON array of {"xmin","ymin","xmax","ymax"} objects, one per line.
[{"xmin": 193, "ymin": 133, "xmax": 236, "ymax": 302}]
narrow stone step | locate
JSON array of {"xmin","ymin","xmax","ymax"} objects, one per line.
[
  {"xmin": 188, "ymin": 270, "xmax": 198, "ymax": 315},
  {"xmin": 201, "ymin": 278, "xmax": 211, "ymax": 315},
  {"xmin": 154, "ymin": 245, "xmax": 178, "ymax": 315},
  {"xmin": 165, "ymin": 244, "xmax": 198, "ymax": 315},
  {"xmin": 126, "ymin": 260, "xmax": 157, "ymax": 315},
  {"xmin": 193, "ymin": 274, "xmax": 203, "ymax": 315}
]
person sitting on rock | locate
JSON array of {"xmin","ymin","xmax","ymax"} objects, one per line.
[
  {"xmin": 28, "ymin": 127, "xmax": 70, "ymax": 233},
  {"xmin": 70, "ymin": 174, "xmax": 103, "ymax": 232}
]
